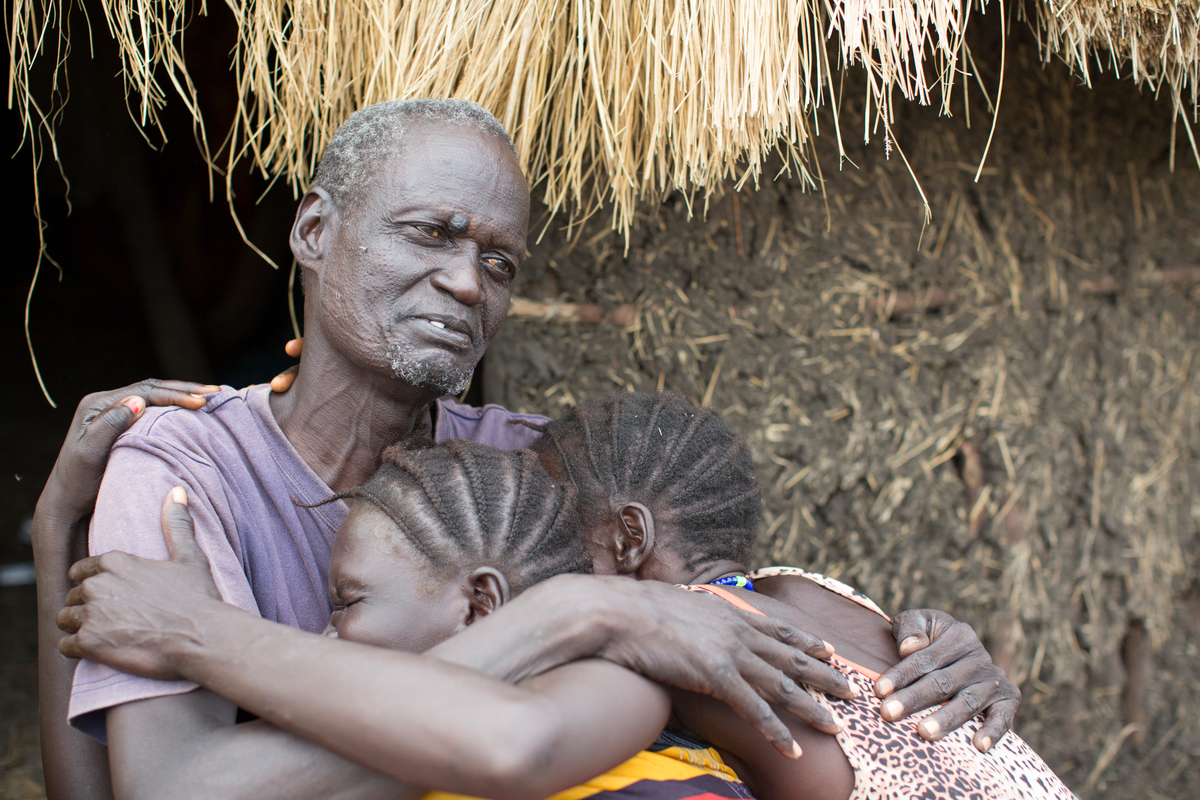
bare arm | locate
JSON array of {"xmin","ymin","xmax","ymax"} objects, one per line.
[
  {"xmin": 105, "ymin": 690, "xmax": 418, "ymax": 800},
  {"xmin": 110, "ymin": 624, "xmax": 669, "ymax": 800},
  {"xmin": 70, "ymin": 535, "xmax": 671, "ymax": 799},
  {"xmin": 34, "ymin": 381, "xmax": 217, "ymax": 800},
  {"xmin": 65, "ymin": 492, "xmax": 854, "ymax": 759},
  {"xmin": 59, "ymin": 493, "xmax": 672, "ymax": 800}
]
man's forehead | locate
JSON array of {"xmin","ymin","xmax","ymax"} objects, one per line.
[
  {"xmin": 360, "ymin": 126, "xmax": 529, "ymax": 231},
  {"xmin": 380, "ymin": 120, "xmax": 519, "ymax": 178}
]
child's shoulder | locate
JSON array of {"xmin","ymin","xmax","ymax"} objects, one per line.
[{"xmin": 749, "ymin": 567, "xmax": 889, "ymax": 620}]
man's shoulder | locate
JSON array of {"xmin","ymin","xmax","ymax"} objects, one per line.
[
  {"xmin": 435, "ymin": 398, "xmax": 550, "ymax": 451},
  {"xmin": 112, "ymin": 384, "xmax": 276, "ymax": 469},
  {"xmin": 120, "ymin": 384, "xmax": 266, "ymax": 442}
]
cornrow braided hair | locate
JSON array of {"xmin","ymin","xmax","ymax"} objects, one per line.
[
  {"xmin": 531, "ymin": 391, "xmax": 762, "ymax": 571},
  {"xmin": 317, "ymin": 440, "xmax": 590, "ymax": 593}
]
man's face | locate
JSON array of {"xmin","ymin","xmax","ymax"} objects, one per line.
[{"xmin": 316, "ymin": 123, "xmax": 529, "ymax": 396}]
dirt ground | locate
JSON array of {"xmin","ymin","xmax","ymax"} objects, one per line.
[
  {"xmin": 486, "ymin": 27, "xmax": 1200, "ymax": 800},
  {"xmin": 3, "ymin": 19, "xmax": 1198, "ymax": 800},
  {"xmin": 0, "ymin": 586, "xmax": 41, "ymax": 799}
]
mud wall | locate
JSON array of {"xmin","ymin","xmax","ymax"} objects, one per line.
[{"xmin": 488, "ymin": 24, "xmax": 1200, "ymax": 798}]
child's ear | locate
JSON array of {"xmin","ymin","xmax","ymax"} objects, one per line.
[
  {"xmin": 615, "ymin": 502, "xmax": 656, "ymax": 574},
  {"xmin": 466, "ymin": 567, "xmax": 511, "ymax": 622}
]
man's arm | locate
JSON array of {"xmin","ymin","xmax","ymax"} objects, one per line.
[
  {"xmin": 66, "ymin": 493, "xmax": 676, "ymax": 799},
  {"xmin": 63, "ymin": 492, "xmax": 841, "ymax": 757},
  {"xmin": 105, "ymin": 690, "xmax": 420, "ymax": 800},
  {"xmin": 34, "ymin": 381, "xmax": 217, "ymax": 800}
]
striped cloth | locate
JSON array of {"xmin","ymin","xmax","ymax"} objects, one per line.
[{"xmin": 423, "ymin": 730, "xmax": 754, "ymax": 800}]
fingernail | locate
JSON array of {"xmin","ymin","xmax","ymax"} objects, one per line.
[
  {"xmin": 123, "ymin": 396, "xmax": 145, "ymax": 416},
  {"xmin": 827, "ymin": 712, "xmax": 844, "ymax": 733},
  {"xmin": 822, "ymin": 640, "xmax": 835, "ymax": 655},
  {"xmin": 883, "ymin": 699, "xmax": 904, "ymax": 719},
  {"xmin": 899, "ymin": 636, "xmax": 921, "ymax": 656},
  {"xmin": 875, "ymin": 676, "xmax": 893, "ymax": 696},
  {"xmin": 190, "ymin": 393, "xmax": 211, "ymax": 402},
  {"xmin": 790, "ymin": 741, "xmax": 803, "ymax": 759},
  {"xmin": 171, "ymin": 487, "xmax": 187, "ymax": 505},
  {"xmin": 920, "ymin": 718, "xmax": 941, "ymax": 737},
  {"xmin": 977, "ymin": 735, "xmax": 992, "ymax": 752}
]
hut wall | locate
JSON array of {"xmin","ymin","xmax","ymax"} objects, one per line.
[{"xmin": 489, "ymin": 23, "xmax": 1200, "ymax": 799}]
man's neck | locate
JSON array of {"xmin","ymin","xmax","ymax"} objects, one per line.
[{"xmin": 268, "ymin": 343, "xmax": 439, "ymax": 493}]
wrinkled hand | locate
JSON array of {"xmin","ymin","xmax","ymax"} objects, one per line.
[
  {"xmin": 270, "ymin": 338, "xmax": 304, "ymax": 393},
  {"xmin": 57, "ymin": 489, "xmax": 223, "ymax": 680},
  {"xmin": 601, "ymin": 580, "xmax": 855, "ymax": 758},
  {"xmin": 875, "ymin": 609, "xmax": 1021, "ymax": 751}
]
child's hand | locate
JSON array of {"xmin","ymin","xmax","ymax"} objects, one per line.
[{"xmin": 270, "ymin": 338, "xmax": 304, "ymax": 392}]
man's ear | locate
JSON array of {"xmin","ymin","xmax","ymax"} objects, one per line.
[
  {"xmin": 290, "ymin": 188, "xmax": 337, "ymax": 274},
  {"xmin": 615, "ymin": 502, "xmax": 655, "ymax": 574},
  {"xmin": 465, "ymin": 567, "xmax": 511, "ymax": 622}
]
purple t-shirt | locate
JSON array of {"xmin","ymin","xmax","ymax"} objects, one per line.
[{"xmin": 68, "ymin": 385, "xmax": 547, "ymax": 741}]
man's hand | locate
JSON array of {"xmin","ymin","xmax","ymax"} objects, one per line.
[
  {"xmin": 598, "ymin": 580, "xmax": 854, "ymax": 758},
  {"xmin": 58, "ymin": 489, "xmax": 223, "ymax": 680},
  {"xmin": 875, "ymin": 609, "xmax": 1021, "ymax": 752}
]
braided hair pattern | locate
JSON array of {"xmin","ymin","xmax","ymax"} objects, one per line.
[
  {"xmin": 328, "ymin": 440, "xmax": 590, "ymax": 592},
  {"xmin": 532, "ymin": 391, "xmax": 762, "ymax": 571}
]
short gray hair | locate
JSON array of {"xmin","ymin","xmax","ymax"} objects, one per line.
[{"xmin": 313, "ymin": 99, "xmax": 517, "ymax": 216}]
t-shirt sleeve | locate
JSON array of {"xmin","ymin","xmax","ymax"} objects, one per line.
[{"xmin": 68, "ymin": 430, "xmax": 262, "ymax": 743}]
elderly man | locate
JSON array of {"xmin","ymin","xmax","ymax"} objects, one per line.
[{"xmin": 35, "ymin": 100, "xmax": 1018, "ymax": 800}]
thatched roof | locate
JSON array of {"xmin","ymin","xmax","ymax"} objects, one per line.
[
  {"xmin": 7, "ymin": 0, "xmax": 1199, "ymax": 233},
  {"xmin": 1032, "ymin": 0, "xmax": 1198, "ymax": 156}
]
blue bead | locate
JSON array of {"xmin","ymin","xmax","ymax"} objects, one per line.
[{"xmin": 709, "ymin": 575, "xmax": 754, "ymax": 591}]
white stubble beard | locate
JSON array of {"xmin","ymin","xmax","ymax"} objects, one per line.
[{"xmin": 386, "ymin": 341, "xmax": 477, "ymax": 397}]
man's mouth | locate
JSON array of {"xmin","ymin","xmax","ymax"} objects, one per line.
[{"xmin": 413, "ymin": 315, "xmax": 474, "ymax": 349}]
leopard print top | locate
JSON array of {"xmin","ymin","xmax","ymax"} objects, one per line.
[{"xmin": 700, "ymin": 567, "xmax": 1079, "ymax": 800}]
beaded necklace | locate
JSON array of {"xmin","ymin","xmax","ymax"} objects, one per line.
[{"xmin": 708, "ymin": 574, "xmax": 754, "ymax": 591}]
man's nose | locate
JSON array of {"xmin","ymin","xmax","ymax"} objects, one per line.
[{"xmin": 431, "ymin": 247, "xmax": 483, "ymax": 306}]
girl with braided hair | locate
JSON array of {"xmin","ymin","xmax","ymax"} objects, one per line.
[
  {"xmin": 308, "ymin": 437, "xmax": 761, "ymax": 800},
  {"xmin": 531, "ymin": 390, "xmax": 1074, "ymax": 800},
  {"xmin": 315, "ymin": 439, "xmax": 590, "ymax": 652}
]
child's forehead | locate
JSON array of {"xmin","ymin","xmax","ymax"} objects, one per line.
[{"xmin": 336, "ymin": 502, "xmax": 414, "ymax": 557}]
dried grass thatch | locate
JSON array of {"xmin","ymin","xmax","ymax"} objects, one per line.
[
  {"xmin": 7, "ymin": 0, "xmax": 975, "ymax": 237},
  {"xmin": 1029, "ymin": 0, "xmax": 1200, "ymax": 165},
  {"xmin": 8, "ymin": 0, "xmax": 1199, "ymax": 234}
]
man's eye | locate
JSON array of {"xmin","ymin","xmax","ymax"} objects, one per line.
[
  {"xmin": 485, "ymin": 256, "xmax": 514, "ymax": 279},
  {"xmin": 415, "ymin": 224, "xmax": 445, "ymax": 240}
]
